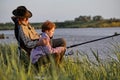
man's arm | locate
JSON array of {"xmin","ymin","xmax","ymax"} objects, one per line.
[{"xmin": 19, "ymin": 27, "xmax": 39, "ymax": 48}]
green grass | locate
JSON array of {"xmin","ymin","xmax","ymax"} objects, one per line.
[{"xmin": 0, "ymin": 43, "xmax": 120, "ymax": 80}]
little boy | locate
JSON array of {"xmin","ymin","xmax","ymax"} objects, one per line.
[{"xmin": 30, "ymin": 20, "xmax": 66, "ymax": 65}]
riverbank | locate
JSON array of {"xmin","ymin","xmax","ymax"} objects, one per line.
[
  {"xmin": 0, "ymin": 20, "xmax": 120, "ymax": 30},
  {"xmin": 0, "ymin": 43, "xmax": 120, "ymax": 80}
]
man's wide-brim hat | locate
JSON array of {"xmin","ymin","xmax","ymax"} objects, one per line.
[{"xmin": 12, "ymin": 6, "xmax": 32, "ymax": 18}]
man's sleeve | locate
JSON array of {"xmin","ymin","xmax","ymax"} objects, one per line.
[{"xmin": 19, "ymin": 27, "xmax": 38, "ymax": 48}]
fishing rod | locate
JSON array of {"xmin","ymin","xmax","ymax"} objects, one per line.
[{"xmin": 67, "ymin": 33, "xmax": 120, "ymax": 49}]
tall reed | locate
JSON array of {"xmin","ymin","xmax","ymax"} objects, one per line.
[{"xmin": 0, "ymin": 43, "xmax": 120, "ymax": 80}]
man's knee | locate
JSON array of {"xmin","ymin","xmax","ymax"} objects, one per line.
[
  {"xmin": 52, "ymin": 38, "xmax": 66, "ymax": 48},
  {"xmin": 60, "ymin": 38, "xmax": 66, "ymax": 47}
]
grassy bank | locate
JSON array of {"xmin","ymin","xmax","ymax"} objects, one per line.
[{"xmin": 0, "ymin": 43, "xmax": 120, "ymax": 80}]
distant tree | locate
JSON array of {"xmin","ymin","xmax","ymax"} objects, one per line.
[
  {"xmin": 5, "ymin": 22, "xmax": 13, "ymax": 26},
  {"xmin": 93, "ymin": 15, "xmax": 103, "ymax": 21},
  {"xmin": 109, "ymin": 18, "xmax": 120, "ymax": 22},
  {"xmin": 74, "ymin": 15, "xmax": 91, "ymax": 22},
  {"xmin": 74, "ymin": 18, "xmax": 79, "ymax": 22}
]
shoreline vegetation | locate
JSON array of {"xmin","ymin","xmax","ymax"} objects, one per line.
[
  {"xmin": 0, "ymin": 15, "xmax": 120, "ymax": 30},
  {"xmin": 0, "ymin": 43, "xmax": 120, "ymax": 80}
]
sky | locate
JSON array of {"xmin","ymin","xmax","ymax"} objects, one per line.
[{"xmin": 0, "ymin": 0, "xmax": 120, "ymax": 23}]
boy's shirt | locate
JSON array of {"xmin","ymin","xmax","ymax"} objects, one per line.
[{"xmin": 30, "ymin": 32, "xmax": 65, "ymax": 64}]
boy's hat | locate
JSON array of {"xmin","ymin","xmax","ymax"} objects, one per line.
[{"xmin": 12, "ymin": 6, "xmax": 32, "ymax": 18}]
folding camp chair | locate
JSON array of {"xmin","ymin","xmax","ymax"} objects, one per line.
[{"xmin": 11, "ymin": 17, "xmax": 32, "ymax": 63}]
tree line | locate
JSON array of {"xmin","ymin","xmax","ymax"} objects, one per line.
[{"xmin": 0, "ymin": 15, "xmax": 120, "ymax": 30}]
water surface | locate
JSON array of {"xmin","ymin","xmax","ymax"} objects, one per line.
[{"xmin": 1, "ymin": 28, "xmax": 120, "ymax": 60}]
